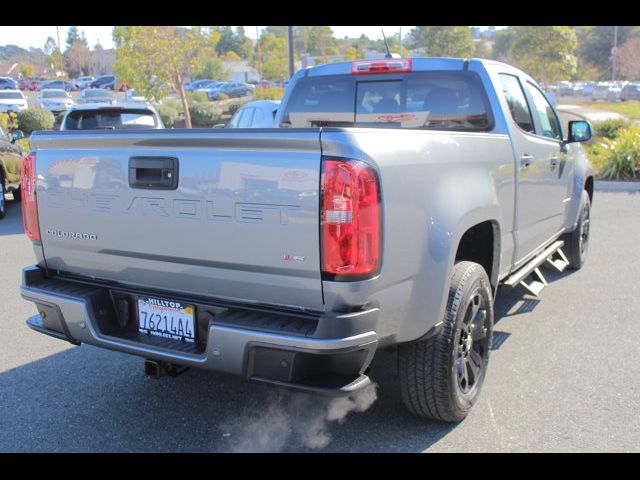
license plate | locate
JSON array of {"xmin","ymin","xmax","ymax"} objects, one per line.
[{"xmin": 137, "ymin": 296, "xmax": 196, "ymax": 343}]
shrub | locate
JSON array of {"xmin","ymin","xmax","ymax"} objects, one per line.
[
  {"xmin": 187, "ymin": 91, "xmax": 209, "ymax": 104},
  {"xmin": 189, "ymin": 102, "xmax": 223, "ymax": 127},
  {"xmin": 252, "ymin": 87, "xmax": 285, "ymax": 100},
  {"xmin": 216, "ymin": 93, "xmax": 229, "ymax": 101},
  {"xmin": 592, "ymin": 118, "xmax": 631, "ymax": 140},
  {"xmin": 227, "ymin": 101, "xmax": 243, "ymax": 116},
  {"xmin": 589, "ymin": 125, "xmax": 640, "ymax": 180},
  {"xmin": 155, "ymin": 103, "xmax": 179, "ymax": 127},
  {"xmin": 16, "ymin": 108, "xmax": 55, "ymax": 134}
]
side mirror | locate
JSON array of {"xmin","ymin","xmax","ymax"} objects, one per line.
[
  {"xmin": 11, "ymin": 130, "xmax": 24, "ymax": 143},
  {"xmin": 567, "ymin": 120, "xmax": 592, "ymax": 143}
]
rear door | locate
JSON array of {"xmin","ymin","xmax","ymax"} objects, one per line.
[{"xmin": 32, "ymin": 129, "xmax": 325, "ymax": 310}]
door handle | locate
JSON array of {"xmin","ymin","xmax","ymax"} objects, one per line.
[
  {"xmin": 550, "ymin": 156, "xmax": 559, "ymax": 169},
  {"xmin": 129, "ymin": 156, "xmax": 179, "ymax": 190},
  {"xmin": 520, "ymin": 154, "xmax": 533, "ymax": 168}
]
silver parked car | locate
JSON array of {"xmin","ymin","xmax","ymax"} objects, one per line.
[
  {"xmin": 78, "ymin": 88, "xmax": 115, "ymax": 104},
  {"xmin": 36, "ymin": 89, "xmax": 74, "ymax": 113},
  {"xmin": 221, "ymin": 100, "xmax": 280, "ymax": 128}
]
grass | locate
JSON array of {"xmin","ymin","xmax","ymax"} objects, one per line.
[{"xmin": 579, "ymin": 101, "xmax": 640, "ymax": 120}]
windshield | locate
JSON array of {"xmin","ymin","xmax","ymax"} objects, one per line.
[
  {"xmin": 85, "ymin": 90, "xmax": 112, "ymax": 98},
  {"xmin": 64, "ymin": 108, "xmax": 158, "ymax": 130},
  {"xmin": 42, "ymin": 90, "xmax": 69, "ymax": 98},
  {"xmin": 281, "ymin": 71, "xmax": 493, "ymax": 131},
  {"xmin": 0, "ymin": 92, "xmax": 23, "ymax": 99}
]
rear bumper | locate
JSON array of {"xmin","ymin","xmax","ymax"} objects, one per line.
[{"xmin": 20, "ymin": 266, "xmax": 378, "ymax": 396}]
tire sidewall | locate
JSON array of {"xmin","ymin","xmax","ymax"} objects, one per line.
[
  {"xmin": 577, "ymin": 194, "xmax": 591, "ymax": 266},
  {"xmin": 447, "ymin": 265, "xmax": 494, "ymax": 414},
  {"xmin": 0, "ymin": 177, "xmax": 6, "ymax": 219}
]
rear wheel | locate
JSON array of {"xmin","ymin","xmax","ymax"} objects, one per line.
[
  {"xmin": 12, "ymin": 186, "xmax": 21, "ymax": 202},
  {"xmin": 563, "ymin": 192, "xmax": 591, "ymax": 270},
  {"xmin": 398, "ymin": 261, "xmax": 494, "ymax": 422}
]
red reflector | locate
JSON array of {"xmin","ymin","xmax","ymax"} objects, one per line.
[
  {"xmin": 321, "ymin": 159, "xmax": 381, "ymax": 278},
  {"xmin": 352, "ymin": 58, "xmax": 412, "ymax": 75},
  {"xmin": 20, "ymin": 153, "xmax": 40, "ymax": 241}
]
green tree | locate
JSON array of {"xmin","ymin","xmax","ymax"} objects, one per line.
[
  {"xmin": 491, "ymin": 28, "xmax": 517, "ymax": 62},
  {"xmin": 256, "ymin": 33, "xmax": 291, "ymax": 81},
  {"xmin": 43, "ymin": 36, "xmax": 62, "ymax": 72},
  {"xmin": 193, "ymin": 57, "xmax": 228, "ymax": 81},
  {"xmin": 510, "ymin": 26, "xmax": 578, "ymax": 88},
  {"xmin": 577, "ymin": 26, "xmax": 640, "ymax": 80},
  {"xmin": 113, "ymin": 26, "xmax": 220, "ymax": 128},
  {"xmin": 19, "ymin": 64, "xmax": 35, "ymax": 78},
  {"xmin": 407, "ymin": 26, "xmax": 475, "ymax": 57},
  {"xmin": 65, "ymin": 26, "xmax": 80, "ymax": 50}
]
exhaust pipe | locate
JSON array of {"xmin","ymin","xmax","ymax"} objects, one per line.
[{"xmin": 144, "ymin": 359, "xmax": 189, "ymax": 379}]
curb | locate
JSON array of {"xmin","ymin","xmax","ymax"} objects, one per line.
[{"xmin": 595, "ymin": 180, "xmax": 640, "ymax": 192}]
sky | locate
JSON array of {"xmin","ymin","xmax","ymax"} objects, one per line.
[{"xmin": 0, "ymin": 26, "xmax": 501, "ymax": 51}]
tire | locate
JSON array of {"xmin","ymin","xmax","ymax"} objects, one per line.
[
  {"xmin": 0, "ymin": 175, "xmax": 6, "ymax": 219},
  {"xmin": 12, "ymin": 186, "xmax": 21, "ymax": 202},
  {"xmin": 399, "ymin": 261, "xmax": 494, "ymax": 422},
  {"xmin": 563, "ymin": 192, "xmax": 591, "ymax": 270}
]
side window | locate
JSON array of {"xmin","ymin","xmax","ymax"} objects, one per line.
[
  {"xmin": 498, "ymin": 73, "xmax": 535, "ymax": 134},
  {"xmin": 527, "ymin": 83, "xmax": 563, "ymax": 140},
  {"xmin": 0, "ymin": 125, "xmax": 7, "ymax": 140},
  {"xmin": 253, "ymin": 107, "xmax": 266, "ymax": 127},
  {"xmin": 228, "ymin": 108, "xmax": 245, "ymax": 128},
  {"xmin": 237, "ymin": 108, "xmax": 255, "ymax": 128}
]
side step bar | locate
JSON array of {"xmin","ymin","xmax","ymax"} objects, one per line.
[{"xmin": 502, "ymin": 240, "xmax": 567, "ymax": 297}]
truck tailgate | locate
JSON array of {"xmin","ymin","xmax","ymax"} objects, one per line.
[{"xmin": 30, "ymin": 129, "xmax": 324, "ymax": 311}]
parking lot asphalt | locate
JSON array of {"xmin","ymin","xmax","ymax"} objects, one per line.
[{"xmin": 1, "ymin": 189, "xmax": 639, "ymax": 452}]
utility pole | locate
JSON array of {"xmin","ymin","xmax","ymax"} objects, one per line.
[
  {"xmin": 612, "ymin": 25, "xmax": 619, "ymax": 81},
  {"xmin": 256, "ymin": 26, "xmax": 262, "ymax": 85},
  {"xmin": 287, "ymin": 26, "xmax": 295, "ymax": 79},
  {"xmin": 56, "ymin": 26, "xmax": 65, "ymax": 89}
]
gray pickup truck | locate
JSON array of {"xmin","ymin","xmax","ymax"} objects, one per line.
[{"xmin": 19, "ymin": 57, "xmax": 594, "ymax": 422}]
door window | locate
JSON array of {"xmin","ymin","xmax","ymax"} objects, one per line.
[
  {"xmin": 527, "ymin": 83, "xmax": 563, "ymax": 140},
  {"xmin": 237, "ymin": 108, "xmax": 255, "ymax": 128},
  {"xmin": 498, "ymin": 74, "xmax": 535, "ymax": 134}
]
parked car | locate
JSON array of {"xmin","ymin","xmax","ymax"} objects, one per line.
[
  {"xmin": 0, "ymin": 77, "xmax": 18, "ymax": 90},
  {"xmin": 77, "ymin": 88, "xmax": 115, "ymax": 104},
  {"xmin": 28, "ymin": 79, "xmax": 43, "ymax": 91},
  {"xmin": 592, "ymin": 82, "xmax": 622, "ymax": 102},
  {"xmin": 620, "ymin": 83, "xmax": 640, "ymax": 102},
  {"xmin": 0, "ymin": 124, "xmax": 25, "ymax": 218},
  {"xmin": 74, "ymin": 76, "xmax": 95, "ymax": 90},
  {"xmin": 196, "ymin": 81, "xmax": 224, "ymax": 95},
  {"xmin": 207, "ymin": 82, "xmax": 253, "ymax": 100},
  {"xmin": 89, "ymin": 75, "xmax": 115, "ymax": 89},
  {"xmin": 0, "ymin": 90, "xmax": 28, "ymax": 113},
  {"xmin": 18, "ymin": 79, "xmax": 30, "ymax": 90},
  {"xmin": 122, "ymin": 89, "xmax": 147, "ymax": 104},
  {"xmin": 185, "ymin": 79, "xmax": 217, "ymax": 92},
  {"xmin": 60, "ymin": 103, "xmax": 164, "ymax": 130},
  {"xmin": 36, "ymin": 89, "xmax": 74, "ymax": 113},
  {"xmin": 39, "ymin": 79, "xmax": 76, "ymax": 92},
  {"xmin": 220, "ymin": 100, "xmax": 280, "ymax": 128},
  {"xmin": 89, "ymin": 74, "xmax": 129, "ymax": 91},
  {"xmin": 21, "ymin": 57, "xmax": 594, "ymax": 423}
]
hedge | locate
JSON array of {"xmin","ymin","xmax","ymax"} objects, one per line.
[{"xmin": 16, "ymin": 109, "xmax": 55, "ymax": 134}]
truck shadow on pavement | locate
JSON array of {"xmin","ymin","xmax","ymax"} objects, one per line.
[
  {"xmin": 0, "ymin": 268, "xmax": 580, "ymax": 453},
  {"xmin": 0, "ymin": 199, "xmax": 24, "ymax": 236}
]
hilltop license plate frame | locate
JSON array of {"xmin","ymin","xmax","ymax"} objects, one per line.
[{"xmin": 137, "ymin": 296, "xmax": 196, "ymax": 343}]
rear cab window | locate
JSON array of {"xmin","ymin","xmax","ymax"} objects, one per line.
[
  {"xmin": 64, "ymin": 108, "xmax": 158, "ymax": 130},
  {"xmin": 280, "ymin": 71, "xmax": 493, "ymax": 132}
]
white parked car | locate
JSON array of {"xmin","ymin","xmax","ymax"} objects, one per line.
[
  {"xmin": 122, "ymin": 89, "xmax": 147, "ymax": 104},
  {"xmin": 0, "ymin": 89, "xmax": 28, "ymax": 113},
  {"xmin": 36, "ymin": 89, "xmax": 74, "ymax": 114},
  {"xmin": 74, "ymin": 76, "xmax": 95, "ymax": 90}
]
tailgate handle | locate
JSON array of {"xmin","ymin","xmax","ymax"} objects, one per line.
[{"xmin": 129, "ymin": 156, "xmax": 178, "ymax": 190}]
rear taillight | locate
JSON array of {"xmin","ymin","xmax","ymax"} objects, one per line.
[
  {"xmin": 321, "ymin": 158, "xmax": 381, "ymax": 279},
  {"xmin": 20, "ymin": 153, "xmax": 40, "ymax": 241},
  {"xmin": 352, "ymin": 58, "xmax": 412, "ymax": 75}
]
